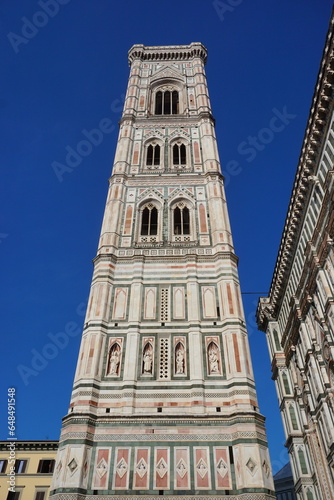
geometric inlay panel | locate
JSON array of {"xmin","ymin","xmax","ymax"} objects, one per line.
[
  {"xmin": 135, "ymin": 457, "xmax": 148, "ymax": 478},
  {"xmin": 196, "ymin": 458, "xmax": 208, "ymax": 479},
  {"xmin": 216, "ymin": 458, "xmax": 228, "ymax": 479},
  {"xmin": 176, "ymin": 458, "xmax": 188, "ymax": 478},
  {"xmin": 156, "ymin": 457, "xmax": 168, "ymax": 478},
  {"xmin": 96, "ymin": 458, "xmax": 108, "ymax": 478},
  {"xmin": 116, "ymin": 458, "xmax": 128, "ymax": 478},
  {"xmin": 67, "ymin": 458, "xmax": 78, "ymax": 475},
  {"xmin": 246, "ymin": 457, "xmax": 258, "ymax": 476}
]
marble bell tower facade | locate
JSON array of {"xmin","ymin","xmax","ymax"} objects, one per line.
[{"xmin": 50, "ymin": 43, "xmax": 275, "ymax": 499}]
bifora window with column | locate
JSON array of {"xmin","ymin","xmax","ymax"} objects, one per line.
[
  {"xmin": 144, "ymin": 140, "xmax": 163, "ymax": 171},
  {"xmin": 170, "ymin": 138, "xmax": 189, "ymax": 171},
  {"xmin": 171, "ymin": 200, "xmax": 194, "ymax": 243},
  {"xmin": 138, "ymin": 201, "xmax": 162, "ymax": 244}
]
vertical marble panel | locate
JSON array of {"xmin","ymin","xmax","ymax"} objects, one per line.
[
  {"xmin": 199, "ymin": 203, "xmax": 208, "ymax": 233},
  {"xmin": 76, "ymin": 336, "xmax": 87, "ymax": 378},
  {"xmin": 226, "ymin": 282, "xmax": 234, "ymax": 315},
  {"xmin": 194, "ymin": 447, "xmax": 211, "ymax": 489},
  {"xmin": 213, "ymin": 447, "xmax": 231, "ymax": 490},
  {"xmin": 144, "ymin": 287, "xmax": 156, "ymax": 320},
  {"xmin": 113, "ymin": 448, "xmax": 131, "ymax": 490},
  {"xmin": 123, "ymin": 205, "xmax": 133, "ymax": 235},
  {"xmin": 85, "ymin": 335, "xmax": 96, "ymax": 375},
  {"xmin": 133, "ymin": 448, "xmax": 150, "ymax": 490},
  {"xmin": 112, "ymin": 288, "xmax": 128, "ymax": 319},
  {"xmin": 193, "ymin": 141, "xmax": 200, "ymax": 163},
  {"xmin": 92, "ymin": 448, "xmax": 111, "ymax": 489},
  {"xmin": 202, "ymin": 286, "xmax": 216, "ymax": 318},
  {"xmin": 132, "ymin": 143, "xmax": 139, "ymax": 165},
  {"xmin": 154, "ymin": 447, "xmax": 170, "ymax": 490},
  {"xmin": 174, "ymin": 447, "xmax": 190, "ymax": 490},
  {"xmin": 232, "ymin": 333, "xmax": 241, "ymax": 372},
  {"xmin": 129, "ymin": 282, "xmax": 142, "ymax": 322},
  {"xmin": 173, "ymin": 287, "xmax": 185, "ymax": 319}
]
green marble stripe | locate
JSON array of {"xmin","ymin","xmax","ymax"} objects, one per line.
[{"xmin": 72, "ymin": 380, "xmax": 257, "ymax": 391}]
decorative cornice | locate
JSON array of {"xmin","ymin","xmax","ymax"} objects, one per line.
[
  {"xmin": 0, "ymin": 440, "xmax": 58, "ymax": 451},
  {"xmin": 62, "ymin": 411, "xmax": 265, "ymax": 424},
  {"xmin": 257, "ymin": 12, "xmax": 334, "ymax": 330},
  {"xmin": 128, "ymin": 43, "xmax": 208, "ymax": 65}
]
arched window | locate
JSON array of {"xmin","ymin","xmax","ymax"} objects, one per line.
[
  {"xmin": 298, "ymin": 448, "xmax": 308, "ymax": 474},
  {"xmin": 146, "ymin": 144, "xmax": 161, "ymax": 166},
  {"xmin": 141, "ymin": 204, "xmax": 158, "ymax": 236},
  {"xmin": 273, "ymin": 329, "xmax": 281, "ymax": 351},
  {"xmin": 306, "ymin": 489, "xmax": 314, "ymax": 500},
  {"xmin": 174, "ymin": 204, "xmax": 190, "ymax": 235},
  {"xmin": 282, "ymin": 372, "xmax": 291, "ymax": 395},
  {"xmin": 288, "ymin": 404, "xmax": 299, "ymax": 431},
  {"xmin": 155, "ymin": 90, "xmax": 179, "ymax": 115},
  {"xmin": 173, "ymin": 144, "xmax": 186, "ymax": 165}
]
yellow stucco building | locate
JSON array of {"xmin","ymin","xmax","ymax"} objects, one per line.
[{"xmin": 0, "ymin": 441, "xmax": 57, "ymax": 500}]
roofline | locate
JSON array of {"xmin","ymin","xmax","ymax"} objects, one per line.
[
  {"xmin": 128, "ymin": 43, "xmax": 208, "ymax": 65},
  {"xmin": 0, "ymin": 440, "xmax": 58, "ymax": 451},
  {"xmin": 257, "ymin": 9, "xmax": 334, "ymax": 329}
]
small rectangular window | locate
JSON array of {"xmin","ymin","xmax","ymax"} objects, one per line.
[
  {"xmin": 37, "ymin": 459, "xmax": 55, "ymax": 473},
  {"xmin": 14, "ymin": 460, "xmax": 27, "ymax": 473},
  {"xmin": 0, "ymin": 459, "xmax": 7, "ymax": 473},
  {"xmin": 35, "ymin": 492, "xmax": 46, "ymax": 500},
  {"xmin": 7, "ymin": 491, "xmax": 21, "ymax": 500}
]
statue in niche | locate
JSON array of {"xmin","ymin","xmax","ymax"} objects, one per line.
[
  {"xmin": 208, "ymin": 343, "xmax": 219, "ymax": 374},
  {"xmin": 108, "ymin": 344, "xmax": 121, "ymax": 375},
  {"xmin": 175, "ymin": 343, "xmax": 185, "ymax": 374},
  {"xmin": 143, "ymin": 343, "xmax": 153, "ymax": 374}
]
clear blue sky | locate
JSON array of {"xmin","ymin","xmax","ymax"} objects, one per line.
[{"xmin": 1, "ymin": 0, "xmax": 333, "ymax": 474}]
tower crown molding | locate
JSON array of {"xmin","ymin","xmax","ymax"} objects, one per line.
[{"xmin": 128, "ymin": 42, "xmax": 208, "ymax": 65}]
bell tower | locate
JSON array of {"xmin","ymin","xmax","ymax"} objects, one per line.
[{"xmin": 51, "ymin": 43, "xmax": 275, "ymax": 499}]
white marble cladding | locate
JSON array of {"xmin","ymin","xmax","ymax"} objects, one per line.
[{"xmin": 52, "ymin": 43, "xmax": 274, "ymax": 498}]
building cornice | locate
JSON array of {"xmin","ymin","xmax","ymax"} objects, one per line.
[
  {"xmin": 128, "ymin": 43, "xmax": 208, "ymax": 66},
  {"xmin": 257, "ymin": 11, "xmax": 334, "ymax": 331},
  {"xmin": 0, "ymin": 440, "xmax": 58, "ymax": 451}
]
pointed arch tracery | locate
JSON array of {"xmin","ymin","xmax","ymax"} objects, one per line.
[
  {"xmin": 137, "ymin": 199, "xmax": 162, "ymax": 244},
  {"xmin": 169, "ymin": 197, "xmax": 194, "ymax": 243}
]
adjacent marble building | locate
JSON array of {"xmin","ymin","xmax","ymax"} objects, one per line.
[
  {"xmin": 50, "ymin": 43, "xmax": 274, "ymax": 499},
  {"xmin": 257, "ymin": 13, "xmax": 334, "ymax": 500}
]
